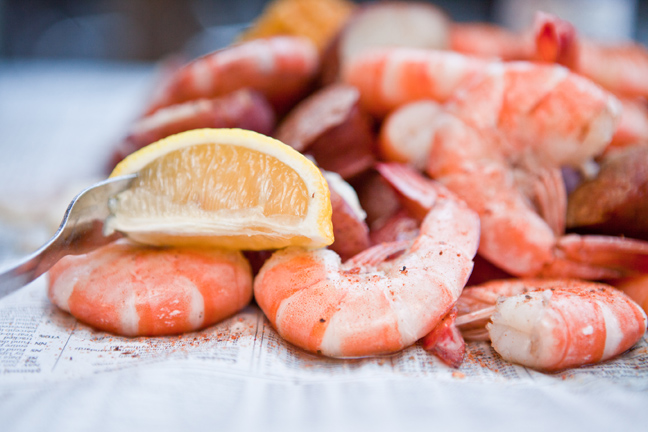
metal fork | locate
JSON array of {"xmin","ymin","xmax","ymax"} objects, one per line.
[{"xmin": 0, "ymin": 174, "xmax": 137, "ymax": 298}]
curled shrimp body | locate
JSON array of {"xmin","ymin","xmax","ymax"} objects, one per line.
[
  {"xmin": 253, "ymin": 183, "xmax": 479, "ymax": 358},
  {"xmin": 48, "ymin": 240, "xmax": 253, "ymax": 337},
  {"xmin": 532, "ymin": 13, "xmax": 648, "ymax": 150},
  {"xmin": 455, "ymin": 279, "xmax": 647, "ymax": 371},
  {"xmin": 376, "ymin": 58, "xmax": 648, "ymax": 279},
  {"xmin": 444, "ymin": 61, "xmax": 621, "ymax": 161},
  {"xmin": 145, "ymin": 36, "xmax": 320, "ymax": 115}
]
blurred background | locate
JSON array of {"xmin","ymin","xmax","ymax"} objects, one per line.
[
  {"xmin": 1, "ymin": 0, "xmax": 647, "ymax": 61},
  {"xmin": 0, "ymin": 0, "xmax": 647, "ymax": 261}
]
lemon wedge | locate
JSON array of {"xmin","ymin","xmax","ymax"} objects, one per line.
[{"xmin": 108, "ymin": 128, "xmax": 333, "ymax": 250}]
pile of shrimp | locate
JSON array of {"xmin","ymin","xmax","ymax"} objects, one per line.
[{"xmin": 50, "ymin": 0, "xmax": 648, "ymax": 373}]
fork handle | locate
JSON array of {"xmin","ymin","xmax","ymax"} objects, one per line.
[
  {"xmin": 0, "ymin": 239, "xmax": 62, "ymax": 298},
  {"xmin": 0, "ymin": 222, "xmax": 123, "ymax": 299}
]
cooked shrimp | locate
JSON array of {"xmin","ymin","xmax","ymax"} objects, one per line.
[
  {"xmin": 454, "ymin": 278, "xmax": 647, "ymax": 371},
  {"xmin": 446, "ymin": 12, "xmax": 648, "ymax": 100},
  {"xmin": 48, "ymin": 240, "xmax": 253, "ymax": 337},
  {"xmin": 376, "ymin": 56, "xmax": 648, "ymax": 279},
  {"xmin": 110, "ymin": 89, "xmax": 276, "ymax": 170},
  {"xmin": 144, "ymin": 36, "xmax": 320, "ymax": 115},
  {"xmin": 253, "ymin": 180, "xmax": 480, "ymax": 357},
  {"xmin": 342, "ymin": 46, "xmax": 488, "ymax": 117},
  {"xmin": 449, "ymin": 22, "xmax": 534, "ymax": 61},
  {"xmin": 444, "ymin": 13, "xmax": 648, "ymax": 151},
  {"xmin": 444, "ymin": 61, "xmax": 620, "ymax": 157},
  {"xmin": 378, "ymin": 159, "xmax": 645, "ymax": 280},
  {"xmin": 533, "ymin": 12, "xmax": 648, "ymax": 152}
]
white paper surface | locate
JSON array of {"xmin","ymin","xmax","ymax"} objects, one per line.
[
  {"xmin": 1, "ymin": 277, "xmax": 648, "ymax": 432},
  {"xmin": 1, "ymin": 60, "xmax": 647, "ymax": 432},
  {"xmin": 5, "ymin": 277, "xmax": 647, "ymax": 387}
]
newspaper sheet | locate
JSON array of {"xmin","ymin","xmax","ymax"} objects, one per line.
[
  {"xmin": 2, "ymin": 278, "xmax": 648, "ymax": 389},
  {"xmin": 2, "ymin": 276, "xmax": 648, "ymax": 432}
]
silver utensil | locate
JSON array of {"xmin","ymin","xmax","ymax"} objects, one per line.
[{"xmin": 0, "ymin": 174, "xmax": 137, "ymax": 298}]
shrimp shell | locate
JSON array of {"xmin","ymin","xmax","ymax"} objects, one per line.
[
  {"xmin": 48, "ymin": 240, "xmax": 253, "ymax": 337},
  {"xmin": 145, "ymin": 36, "xmax": 320, "ymax": 115},
  {"xmin": 491, "ymin": 282, "xmax": 646, "ymax": 371},
  {"xmin": 253, "ymin": 185, "xmax": 480, "ymax": 358},
  {"xmin": 457, "ymin": 279, "xmax": 647, "ymax": 371}
]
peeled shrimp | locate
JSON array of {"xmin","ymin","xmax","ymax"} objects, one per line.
[
  {"xmin": 445, "ymin": 13, "xmax": 648, "ymax": 152},
  {"xmin": 48, "ymin": 240, "xmax": 253, "ymax": 336},
  {"xmin": 455, "ymin": 279, "xmax": 647, "ymax": 371},
  {"xmin": 144, "ymin": 36, "xmax": 320, "ymax": 115},
  {"xmin": 253, "ymin": 181, "xmax": 479, "ymax": 357},
  {"xmin": 443, "ymin": 61, "xmax": 620, "ymax": 159},
  {"xmin": 376, "ymin": 55, "xmax": 648, "ymax": 279}
]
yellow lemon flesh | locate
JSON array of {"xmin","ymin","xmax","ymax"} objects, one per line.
[{"xmin": 108, "ymin": 128, "xmax": 333, "ymax": 250}]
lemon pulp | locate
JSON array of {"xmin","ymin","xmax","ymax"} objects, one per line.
[{"xmin": 107, "ymin": 141, "xmax": 326, "ymax": 250}]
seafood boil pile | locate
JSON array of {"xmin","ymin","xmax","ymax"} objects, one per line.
[{"xmin": 48, "ymin": 0, "xmax": 648, "ymax": 373}]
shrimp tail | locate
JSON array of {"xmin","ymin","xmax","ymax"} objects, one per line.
[
  {"xmin": 369, "ymin": 209, "xmax": 420, "ymax": 245},
  {"xmin": 421, "ymin": 308, "xmax": 466, "ymax": 368},
  {"xmin": 455, "ymin": 278, "xmax": 531, "ymax": 340},
  {"xmin": 533, "ymin": 11, "xmax": 579, "ymax": 68},
  {"xmin": 527, "ymin": 164, "xmax": 567, "ymax": 238},
  {"xmin": 532, "ymin": 11, "xmax": 648, "ymax": 99},
  {"xmin": 345, "ymin": 240, "xmax": 410, "ymax": 267},
  {"xmin": 375, "ymin": 162, "xmax": 454, "ymax": 220}
]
